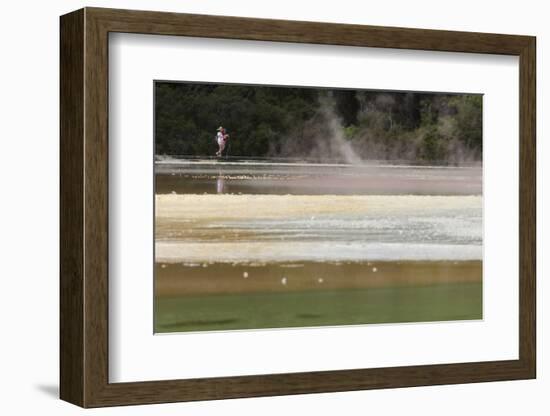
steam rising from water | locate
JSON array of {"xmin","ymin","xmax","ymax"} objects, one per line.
[
  {"xmin": 271, "ymin": 95, "xmax": 363, "ymax": 164},
  {"xmin": 268, "ymin": 93, "xmax": 482, "ymax": 166},
  {"xmin": 308, "ymin": 97, "xmax": 363, "ymax": 164}
]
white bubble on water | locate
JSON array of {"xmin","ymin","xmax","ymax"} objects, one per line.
[
  {"xmin": 243, "ymin": 271, "xmax": 249, "ymax": 278},
  {"xmin": 372, "ymin": 267, "xmax": 378, "ymax": 272},
  {"xmin": 281, "ymin": 277, "xmax": 287, "ymax": 285},
  {"xmin": 317, "ymin": 277, "xmax": 324, "ymax": 283}
]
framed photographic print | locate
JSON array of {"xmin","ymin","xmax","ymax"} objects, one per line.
[{"xmin": 60, "ymin": 7, "xmax": 536, "ymax": 408}]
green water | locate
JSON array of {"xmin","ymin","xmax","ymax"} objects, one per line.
[{"xmin": 155, "ymin": 282, "xmax": 482, "ymax": 333}]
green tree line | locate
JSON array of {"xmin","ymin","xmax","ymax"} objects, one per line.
[{"xmin": 155, "ymin": 82, "xmax": 482, "ymax": 164}]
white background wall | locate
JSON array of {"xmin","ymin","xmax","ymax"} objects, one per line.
[{"xmin": 0, "ymin": 0, "xmax": 545, "ymax": 414}]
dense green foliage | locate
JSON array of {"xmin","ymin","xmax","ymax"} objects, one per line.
[{"xmin": 155, "ymin": 82, "xmax": 482, "ymax": 164}]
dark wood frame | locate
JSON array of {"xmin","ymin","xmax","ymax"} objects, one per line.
[{"xmin": 60, "ymin": 7, "xmax": 536, "ymax": 408}]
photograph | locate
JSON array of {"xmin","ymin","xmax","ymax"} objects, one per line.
[{"xmin": 153, "ymin": 81, "xmax": 483, "ymax": 334}]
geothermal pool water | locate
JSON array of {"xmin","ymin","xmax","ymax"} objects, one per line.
[
  {"xmin": 156, "ymin": 194, "xmax": 482, "ymax": 263},
  {"xmin": 154, "ymin": 159, "xmax": 483, "ymax": 333},
  {"xmin": 155, "ymin": 158, "xmax": 482, "ymax": 195}
]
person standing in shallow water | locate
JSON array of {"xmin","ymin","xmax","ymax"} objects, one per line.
[{"xmin": 215, "ymin": 126, "xmax": 229, "ymax": 157}]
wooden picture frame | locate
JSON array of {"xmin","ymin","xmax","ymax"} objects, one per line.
[{"xmin": 60, "ymin": 7, "xmax": 536, "ymax": 408}]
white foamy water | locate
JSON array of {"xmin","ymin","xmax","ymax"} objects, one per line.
[{"xmin": 155, "ymin": 194, "xmax": 482, "ymax": 263}]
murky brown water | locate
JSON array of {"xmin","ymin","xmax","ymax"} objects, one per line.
[{"xmin": 156, "ymin": 260, "xmax": 482, "ymax": 296}]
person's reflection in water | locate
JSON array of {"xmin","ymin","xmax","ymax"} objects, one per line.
[{"xmin": 216, "ymin": 173, "xmax": 226, "ymax": 194}]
